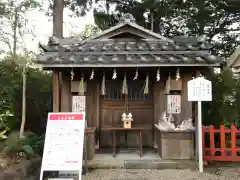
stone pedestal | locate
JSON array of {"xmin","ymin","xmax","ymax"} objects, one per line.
[{"xmin": 157, "ymin": 130, "xmax": 195, "ymax": 160}]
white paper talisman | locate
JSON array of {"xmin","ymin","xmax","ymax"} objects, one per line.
[
  {"xmin": 72, "ymin": 96, "xmax": 86, "ymax": 112},
  {"xmin": 167, "ymin": 95, "xmax": 181, "ymax": 114}
]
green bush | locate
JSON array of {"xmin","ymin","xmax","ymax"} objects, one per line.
[{"xmin": 2, "ymin": 131, "xmax": 45, "ymax": 158}]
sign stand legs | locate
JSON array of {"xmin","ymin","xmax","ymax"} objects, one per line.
[
  {"xmin": 197, "ymin": 101, "xmax": 203, "ymax": 172},
  {"xmin": 84, "ymin": 133, "xmax": 88, "ymax": 174}
]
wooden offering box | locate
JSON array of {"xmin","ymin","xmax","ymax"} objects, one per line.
[{"xmin": 123, "ymin": 119, "xmax": 132, "ymax": 128}]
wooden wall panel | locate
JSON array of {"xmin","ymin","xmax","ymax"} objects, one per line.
[
  {"xmin": 86, "ymin": 81, "xmax": 94, "ymax": 126},
  {"xmin": 100, "ymin": 107, "xmax": 125, "ymax": 148},
  {"xmin": 60, "ymin": 73, "xmax": 71, "ymax": 112},
  {"xmin": 85, "ymin": 80, "xmax": 100, "ymax": 126},
  {"xmin": 100, "ymin": 108, "xmax": 113, "ymax": 147},
  {"xmin": 180, "ymin": 73, "xmax": 193, "ymax": 122},
  {"xmin": 128, "ymin": 108, "xmax": 153, "ymax": 148}
]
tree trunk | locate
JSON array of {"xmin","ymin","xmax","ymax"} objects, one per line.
[
  {"xmin": 13, "ymin": 7, "xmax": 18, "ymax": 61},
  {"xmin": 53, "ymin": 0, "xmax": 64, "ymax": 38},
  {"xmin": 52, "ymin": 0, "xmax": 64, "ymax": 112}
]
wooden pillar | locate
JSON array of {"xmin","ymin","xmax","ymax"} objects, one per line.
[
  {"xmin": 96, "ymin": 82, "xmax": 100, "ymax": 149},
  {"xmin": 181, "ymin": 73, "xmax": 193, "ymax": 121},
  {"xmin": 60, "ymin": 72, "xmax": 71, "ymax": 112},
  {"xmin": 85, "ymin": 80, "xmax": 100, "ymax": 149},
  {"xmin": 53, "ymin": 70, "xmax": 60, "ymax": 112},
  {"xmin": 153, "ymin": 81, "xmax": 166, "ymax": 148}
]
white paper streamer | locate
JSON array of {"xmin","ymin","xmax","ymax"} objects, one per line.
[
  {"xmin": 176, "ymin": 68, "xmax": 180, "ymax": 80},
  {"xmin": 78, "ymin": 73, "xmax": 85, "ymax": 95},
  {"xmin": 156, "ymin": 69, "xmax": 160, "ymax": 81},
  {"xmin": 133, "ymin": 68, "xmax": 138, "ymax": 80},
  {"xmin": 122, "ymin": 73, "xmax": 128, "ymax": 94},
  {"xmin": 112, "ymin": 68, "xmax": 117, "ymax": 79},
  {"xmin": 101, "ymin": 73, "xmax": 106, "ymax": 95},
  {"xmin": 144, "ymin": 73, "xmax": 149, "ymax": 95},
  {"xmin": 89, "ymin": 69, "xmax": 94, "ymax": 80},
  {"xmin": 70, "ymin": 69, "xmax": 74, "ymax": 81}
]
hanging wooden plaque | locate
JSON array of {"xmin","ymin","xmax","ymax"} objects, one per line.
[
  {"xmin": 72, "ymin": 96, "xmax": 86, "ymax": 113},
  {"xmin": 167, "ymin": 95, "xmax": 181, "ymax": 114}
]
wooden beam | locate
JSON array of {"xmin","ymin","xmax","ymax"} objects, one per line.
[
  {"xmin": 38, "ymin": 63, "xmax": 221, "ymax": 68},
  {"xmin": 53, "ymin": 70, "xmax": 60, "ymax": 112},
  {"xmin": 40, "ymin": 50, "xmax": 209, "ymax": 56}
]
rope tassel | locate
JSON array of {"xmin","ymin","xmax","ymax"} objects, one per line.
[
  {"xmin": 78, "ymin": 73, "xmax": 85, "ymax": 95},
  {"xmin": 165, "ymin": 73, "xmax": 171, "ymax": 94},
  {"xmin": 122, "ymin": 73, "xmax": 128, "ymax": 94},
  {"xmin": 101, "ymin": 73, "xmax": 106, "ymax": 95},
  {"xmin": 144, "ymin": 73, "xmax": 149, "ymax": 95}
]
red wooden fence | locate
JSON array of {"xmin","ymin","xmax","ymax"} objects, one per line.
[{"xmin": 202, "ymin": 125, "xmax": 240, "ymax": 162}]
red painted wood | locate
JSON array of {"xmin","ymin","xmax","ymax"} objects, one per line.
[
  {"xmin": 202, "ymin": 125, "xmax": 240, "ymax": 162},
  {"xmin": 209, "ymin": 125, "xmax": 215, "ymax": 156},
  {"xmin": 202, "ymin": 127, "xmax": 205, "ymax": 157},
  {"xmin": 220, "ymin": 125, "xmax": 226, "ymax": 156},
  {"xmin": 204, "ymin": 156, "xmax": 240, "ymax": 162},
  {"xmin": 231, "ymin": 125, "xmax": 237, "ymax": 156}
]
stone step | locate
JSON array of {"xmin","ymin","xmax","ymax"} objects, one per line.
[{"xmin": 83, "ymin": 159, "xmax": 197, "ymax": 170}]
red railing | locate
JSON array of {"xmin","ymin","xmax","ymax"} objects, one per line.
[{"xmin": 202, "ymin": 125, "xmax": 240, "ymax": 162}]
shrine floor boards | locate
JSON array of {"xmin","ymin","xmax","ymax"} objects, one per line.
[{"xmin": 83, "ymin": 149, "xmax": 196, "ymax": 169}]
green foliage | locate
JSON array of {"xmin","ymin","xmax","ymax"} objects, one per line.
[
  {"xmin": 0, "ymin": 127, "xmax": 9, "ymax": 140},
  {"xmin": 0, "ymin": 60, "xmax": 21, "ymax": 130},
  {"xmin": 21, "ymin": 144, "xmax": 35, "ymax": 156},
  {"xmin": 0, "ymin": 1, "xmax": 7, "ymax": 15},
  {"xmin": 47, "ymin": 0, "xmax": 240, "ymax": 57},
  {"xmin": 202, "ymin": 68, "xmax": 240, "ymax": 128},
  {"xmin": 0, "ymin": 57, "xmax": 52, "ymax": 134},
  {"xmin": 75, "ymin": 24, "xmax": 100, "ymax": 40},
  {"xmin": 3, "ymin": 131, "xmax": 45, "ymax": 158},
  {"xmin": 90, "ymin": 0, "xmax": 240, "ymax": 58}
]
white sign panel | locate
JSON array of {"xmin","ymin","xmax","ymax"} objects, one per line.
[
  {"xmin": 188, "ymin": 77, "xmax": 212, "ymax": 102},
  {"xmin": 167, "ymin": 95, "xmax": 181, "ymax": 114},
  {"xmin": 40, "ymin": 112, "xmax": 85, "ymax": 180},
  {"xmin": 72, "ymin": 96, "xmax": 86, "ymax": 112}
]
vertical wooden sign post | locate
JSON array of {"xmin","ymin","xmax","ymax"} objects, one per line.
[
  {"xmin": 188, "ymin": 77, "xmax": 212, "ymax": 172},
  {"xmin": 72, "ymin": 96, "xmax": 88, "ymax": 174}
]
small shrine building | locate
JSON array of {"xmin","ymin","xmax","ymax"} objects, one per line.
[{"xmin": 35, "ymin": 14, "xmax": 223, "ymax": 160}]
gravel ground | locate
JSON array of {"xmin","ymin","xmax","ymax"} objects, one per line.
[{"xmin": 82, "ymin": 166, "xmax": 240, "ymax": 180}]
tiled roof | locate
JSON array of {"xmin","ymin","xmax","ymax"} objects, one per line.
[{"xmin": 36, "ymin": 38, "xmax": 222, "ymax": 67}]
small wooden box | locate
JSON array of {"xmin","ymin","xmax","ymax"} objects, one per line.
[
  {"xmin": 170, "ymin": 79, "xmax": 182, "ymax": 91},
  {"xmin": 165, "ymin": 79, "xmax": 182, "ymax": 94},
  {"xmin": 123, "ymin": 120, "xmax": 132, "ymax": 128}
]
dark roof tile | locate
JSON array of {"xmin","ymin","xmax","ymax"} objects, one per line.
[{"xmin": 36, "ymin": 38, "xmax": 222, "ymax": 67}]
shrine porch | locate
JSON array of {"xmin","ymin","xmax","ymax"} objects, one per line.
[{"xmin": 83, "ymin": 149, "xmax": 197, "ymax": 169}]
